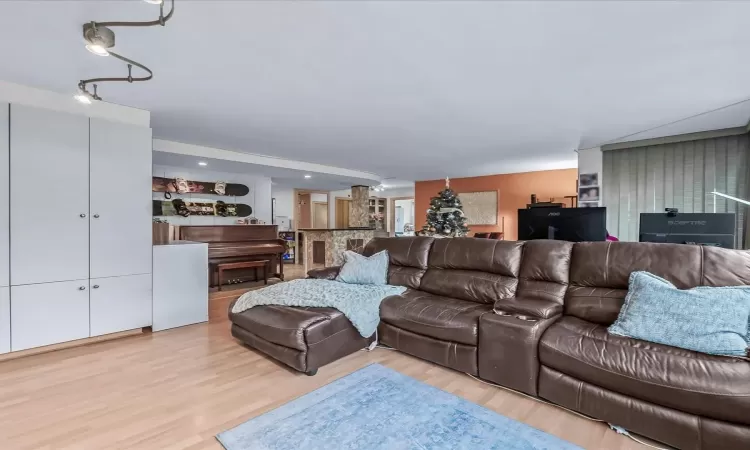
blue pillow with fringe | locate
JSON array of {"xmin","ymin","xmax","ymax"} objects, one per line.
[{"xmin": 608, "ymin": 271, "xmax": 750, "ymax": 357}]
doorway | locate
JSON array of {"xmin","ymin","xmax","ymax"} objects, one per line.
[
  {"xmin": 335, "ymin": 197, "xmax": 351, "ymax": 228},
  {"xmin": 312, "ymin": 202, "xmax": 328, "ymax": 228},
  {"xmin": 294, "ymin": 190, "xmax": 330, "ymax": 230},
  {"xmin": 391, "ymin": 197, "xmax": 415, "ymax": 236}
]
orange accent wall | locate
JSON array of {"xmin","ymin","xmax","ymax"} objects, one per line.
[{"xmin": 415, "ymin": 168, "xmax": 579, "ymax": 240}]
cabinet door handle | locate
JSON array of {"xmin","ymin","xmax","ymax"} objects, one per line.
[
  {"xmin": 79, "ymin": 286, "xmax": 86, "ymax": 290},
  {"xmin": 80, "ymin": 213, "xmax": 87, "ymax": 218},
  {"xmin": 92, "ymin": 285, "xmax": 99, "ymax": 289},
  {"xmin": 93, "ymin": 214, "xmax": 100, "ymax": 219}
]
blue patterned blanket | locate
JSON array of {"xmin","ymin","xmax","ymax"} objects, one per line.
[{"xmin": 231, "ymin": 279, "xmax": 406, "ymax": 337}]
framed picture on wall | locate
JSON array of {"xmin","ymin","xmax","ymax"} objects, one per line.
[
  {"xmin": 579, "ymin": 173, "xmax": 599, "ymax": 187},
  {"xmin": 578, "ymin": 186, "xmax": 600, "ymax": 203},
  {"xmin": 458, "ymin": 191, "xmax": 498, "ymax": 225}
]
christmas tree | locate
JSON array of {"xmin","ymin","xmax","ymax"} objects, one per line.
[{"xmin": 420, "ymin": 178, "xmax": 470, "ymax": 237}]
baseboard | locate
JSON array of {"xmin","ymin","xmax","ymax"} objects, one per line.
[{"xmin": 0, "ymin": 327, "xmax": 149, "ymax": 362}]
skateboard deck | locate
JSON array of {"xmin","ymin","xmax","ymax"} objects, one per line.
[
  {"xmin": 152, "ymin": 200, "xmax": 253, "ymax": 217},
  {"xmin": 152, "ymin": 177, "xmax": 250, "ymax": 196}
]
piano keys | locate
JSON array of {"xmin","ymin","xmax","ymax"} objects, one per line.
[{"xmin": 179, "ymin": 225, "xmax": 285, "ymax": 287}]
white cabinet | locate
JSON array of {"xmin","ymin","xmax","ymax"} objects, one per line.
[
  {"xmin": 90, "ymin": 119, "xmax": 153, "ymax": 278},
  {"xmin": 153, "ymin": 242, "xmax": 208, "ymax": 331},
  {"xmin": 11, "ymin": 281, "xmax": 90, "ymax": 352},
  {"xmin": 0, "ymin": 103, "xmax": 8, "ymax": 288},
  {"xmin": 90, "ymin": 274, "xmax": 152, "ymax": 337},
  {"xmin": 0, "ymin": 288, "xmax": 9, "ymax": 354},
  {"xmin": 3, "ymin": 104, "xmax": 152, "ymax": 353},
  {"xmin": 10, "ymin": 105, "xmax": 90, "ymax": 285}
]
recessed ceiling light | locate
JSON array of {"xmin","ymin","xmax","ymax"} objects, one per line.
[
  {"xmin": 198, "ymin": 161, "xmax": 208, "ymax": 166},
  {"xmin": 143, "ymin": 0, "xmax": 164, "ymax": 4},
  {"xmin": 304, "ymin": 174, "xmax": 312, "ymax": 179}
]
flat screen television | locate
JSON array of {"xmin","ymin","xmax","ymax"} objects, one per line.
[
  {"xmin": 639, "ymin": 212, "xmax": 735, "ymax": 248},
  {"xmin": 517, "ymin": 207, "xmax": 607, "ymax": 242}
]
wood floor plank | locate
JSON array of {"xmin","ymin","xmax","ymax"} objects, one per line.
[{"xmin": 0, "ymin": 264, "xmax": 647, "ymax": 449}]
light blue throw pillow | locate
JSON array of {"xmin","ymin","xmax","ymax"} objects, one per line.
[
  {"xmin": 336, "ymin": 250, "xmax": 389, "ymax": 285},
  {"xmin": 608, "ymin": 271, "xmax": 750, "ymax": 357}
]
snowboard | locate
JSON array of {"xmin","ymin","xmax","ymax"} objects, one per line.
[
  {"xmin": 152, "ymin": 200, "xmax": 253, "ymax": 217},
  {"xmin": 152, "ymin": 177, "xmax": 250, "ymax": 197}
]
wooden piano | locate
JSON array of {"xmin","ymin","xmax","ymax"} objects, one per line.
[{"xmin": 179, "ymin": 225, "xmax": 285, "ymax": 287}]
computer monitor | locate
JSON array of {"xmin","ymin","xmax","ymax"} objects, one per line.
[
  {"xmin": 639, "ymin": 212, "xmax": 735, "ymax": 248},
  {"xmin": 517, "ymin": 207, "xmax": 607, "ymax": 242}
]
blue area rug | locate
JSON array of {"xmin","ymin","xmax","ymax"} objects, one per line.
[{"xmin": 217, "ymin": 364, "xmax": 581, "ymax": 450}]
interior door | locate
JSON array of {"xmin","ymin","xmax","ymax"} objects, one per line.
[
  {"xmin": 313, "ymin": 202, "xmax": 328, "ymax": 228},
  {"xmin": 89, "ymin": 119, "xmax": 152, "ymax": 278},
  {"xmin": 90, "ymin": 273, "xmax": 152, "ymax": 336},
  {"xmin": 10, "ymin": 105, "xmax": 89, "ymax": 285},
  {"xmin": 336, "ymin": 199, "xmax": 351, "ymax": 228},
  {"xmin": 11, "ymin": 280, "xmax": 90, "ymax": 351}
]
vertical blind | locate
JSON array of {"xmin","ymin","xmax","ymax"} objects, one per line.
[{"xmin": 602, "ymin": 133, "xmax": 750, "ymax": 248}]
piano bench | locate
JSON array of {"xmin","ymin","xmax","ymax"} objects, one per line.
[
  {"xmin": 217, "ymin": 260, "xmax": 269, "ymax": 291},
  {"xmin": 228, "ymin": 301, "xmax": 374, "ymax": 376}
]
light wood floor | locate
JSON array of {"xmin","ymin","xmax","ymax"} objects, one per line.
[{"xmin": 0, "ymin": 264, "xmax": 648, "ymax": 450}]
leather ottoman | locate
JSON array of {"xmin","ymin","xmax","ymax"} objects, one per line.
[{"xmin": 228, "ymin": 300, "xmax": 373, "ymax": 375}]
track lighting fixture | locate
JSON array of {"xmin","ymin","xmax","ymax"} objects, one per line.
[
  {"xmin": 76, "ymin": 0, "xmax": 175, "ymax": 104},
  {"xmin": 74, "ymin": 83, "xmax": 101, "ymax": 104}
]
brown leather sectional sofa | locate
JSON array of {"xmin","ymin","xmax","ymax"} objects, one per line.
[{"xmin": 303, "ymin": 237, "xmax": 750, "ymax": 450}]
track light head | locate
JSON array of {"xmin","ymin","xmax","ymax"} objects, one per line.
[
  {"xmin": 74, "ymin": 82, "xmax": 101, "ymax": 105},
  {"xmin": 85, "ymin": 44, "xmax": 110, "ymax": 56},
  {"xmin": 83, "ymin": 22, "xmax": 115, "ymax": 55},
  {"xmin": 74, "ymin": 89, "xmax": 93, "ymax": 105}
]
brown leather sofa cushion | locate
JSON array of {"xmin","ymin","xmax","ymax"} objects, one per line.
[
  {"xmin": 565, "ymin": 242, "xmax": 703, "ymax": 325},
  {"xmin": 420, "ymin": 238, "xmax": 522, "ymax": 303},
  {"xmin": 230, "ymin": 305, "xmax": 355, "ymax": 351},
  {"xmin": 380, "ymin": 290, "xmax": 492, "ymax": 345},
  {"xmin": 427, "ymin": 238, "xmax": 523, "ymax": 275},
  {"xmin": 566, "ymin": 242, "xmax": 750, "ymax": 325},
  {"xmin": 364, "ymin": 236, "xmax": 435, "ymax": 289},
  {"xmin": 702, "ymin": 245, "xmax": 750, "ymax": 286},
  {"xmin": 516, "ymin": 240, "xmax": 573, "ymax": 303},
  {"xmin": 307, "ymin": 266, "xmax": 340, "ymax": 280},
  {"xmin": 364, "ymin": 236, "xmax": 434, "ymax": 269},
  {"xmin": 539, "ymin": 317, "xmax": 750, "ymax": 425}
]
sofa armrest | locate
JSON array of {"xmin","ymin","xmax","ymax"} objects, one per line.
[
  {"xmin": 307, "ymin": 266, "xmax": 341, "ymax": 280},
  {"xmin": 479, "ymin": 297, "xmax": 563, "ymax": 396},
  {"xmin": 493, "ymin": 297, "xmax": 562, "ymax": 320}
]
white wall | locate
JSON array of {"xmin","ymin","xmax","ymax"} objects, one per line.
[
  {"xmin": 311, "ymin": 193, "xmax": 328, "ymax": 203},
  {"xmin": 272, "ymin": 186, "xmax": 294, "ymax": 222},
  {"xmin": 577, "ymin": 147, "xmax": 602, "ymax": 185},
  {"xmin": 153, "ymin": 165, "xmax": 272, "ymax": 225}
]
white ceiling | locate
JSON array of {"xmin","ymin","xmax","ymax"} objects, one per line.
[
  {"xmin": 1, "ymin": 1, "xmax": 750, "ymax": 181},
  {"xmin": 152, "ymin": 150, "xmax": 379, "ymax": 191}
]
